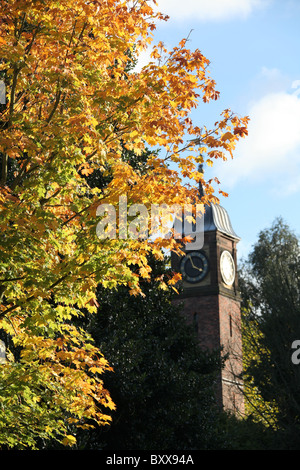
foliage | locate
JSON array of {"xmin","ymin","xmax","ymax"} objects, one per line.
[
  {"xmin": 213, "ymin": 413, "xmax": 276, "ymax": 450},
  {"xmin": 75, "ymin": 256, "xmax": 223, "ymax": 451},
  {"xmin": 0, "ymin": 0, "xmax": 248, "ymax": 448},
  {"xmin": 239, "ymin": 217, "xmax": 300, "ymax": 448},
  {"xmin": 239, "ymin": 307, "xmax": 279, "ymax": 429}
]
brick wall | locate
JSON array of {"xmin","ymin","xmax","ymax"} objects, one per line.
[
  {"xmin": 218, "ymin": 294, "xmax": 244, "ymax": 414},
  {"xmin": 173, "ymin": 292, "xmax": 244, "ymax": 414},
  {"xmin": 171, "ymin": 226, "xmax": 244, "ymax": 414}
]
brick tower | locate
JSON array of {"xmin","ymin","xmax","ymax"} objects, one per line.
[{"xmin": 171, "ymin": 196, "xmax": 244, "ymax": 415}]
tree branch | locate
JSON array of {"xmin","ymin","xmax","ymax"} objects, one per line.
[
  {"xmin": 0, "ymin": 272, "xmax": 70, "ymax": 320},
  {"xmin": 0, "ymin": 153, "xmax": 8, "ymax": 186},
  {"xmin": 46, "ymin": 79, "xmax": 62, "ymax": 124}
]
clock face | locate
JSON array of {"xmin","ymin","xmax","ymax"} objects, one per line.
[
  {"xmin": 220, "ymin": 250, "xmax": 235, "ymax": 286},
  {"xmin": 180, "ymin": 251, "xmax": 209, "ymax": 284}
]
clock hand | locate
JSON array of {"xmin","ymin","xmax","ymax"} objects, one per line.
[{"xmin": 188, "ymin": 254, "xmax": 203, "ymax": 272}]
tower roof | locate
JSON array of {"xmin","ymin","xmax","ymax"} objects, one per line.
[
  {"xmin": 198, "ymin": 163, "xmax": 240, "ymax": 241},
  {"xmin": 203, "ymin": 203, "xmax": 240, "ymax": 240}
]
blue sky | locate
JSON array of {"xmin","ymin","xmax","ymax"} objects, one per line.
[{"xmin": 137, "ymin": 0, "xmax": 300, "ymax": 261}]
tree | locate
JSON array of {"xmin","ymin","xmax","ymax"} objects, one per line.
[
  {"xmin": 239, "ymin": 218, "xmax": 300, "ymax": 448},
  {"xmin": 76, "ymin": 256, "xmax": 224, "ymax": 451},
  {"xmin": 0, "ymin": 0, "xmax": 248, "ymax": 448}
]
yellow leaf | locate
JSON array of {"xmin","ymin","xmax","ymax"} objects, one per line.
[
  {"xmin": 62, "ymin": 435, "xmax": 77, "ymax": 447},
  {"xmin": 221, "ymin": 131, "xmax": 233, "ymax": 141}
]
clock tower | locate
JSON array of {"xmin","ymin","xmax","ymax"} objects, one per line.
[{"xmin": 171, "ymin": 193, "xmax": 244, "ymax": 414}]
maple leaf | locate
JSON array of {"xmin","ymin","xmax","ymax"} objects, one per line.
[{"xmin": 234, "ymin": 126, "xmax": 249, "ymax": 137}]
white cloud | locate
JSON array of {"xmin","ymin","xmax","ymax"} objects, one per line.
[
  {"xmin": 155, "ymin": 0, "xmax": 270, "ymax": 22},
  {"xmin": 133, "ymin": 47, "xmax": 153, "ymax": 73},
  {"xmin": 215, "ymin": 77, "xmax": 300, "ymax": 193}
]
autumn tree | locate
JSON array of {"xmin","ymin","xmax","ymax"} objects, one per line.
[{"xmin": 0, "ymin": 0, "xmax": 248, "ymax": 448}]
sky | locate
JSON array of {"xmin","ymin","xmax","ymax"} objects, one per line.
[{"xmin": 137, "ymin": 0, "xmax": 300, "ymax": 261}]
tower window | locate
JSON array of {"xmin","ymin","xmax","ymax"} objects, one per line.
[{"xmin": 193, "ymin": 312, "xmax": 199, "ymax": 334}]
